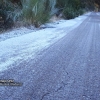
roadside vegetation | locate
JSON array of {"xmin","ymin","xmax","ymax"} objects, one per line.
[{"xmin": 0, "ymin": 0, "xmax": 99, "ymax": 31}]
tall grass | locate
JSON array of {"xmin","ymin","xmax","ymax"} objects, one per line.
[
  {"xmin": 0, "ymin": 0, "xmax": 56, "ymax": 28},
  {"xmin": 20, "ymin": 0, "xmax": 56, "ymax": 27},
  {"xmin": 0, "ymin": 0, "xmax": 88, "ymax": 29}
]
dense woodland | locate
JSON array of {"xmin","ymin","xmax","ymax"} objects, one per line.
[{"xmin": 0, "ymin": 0, "xmax": 100, "ymax": 30}]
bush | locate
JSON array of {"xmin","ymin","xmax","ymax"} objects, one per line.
[
  {"xmin": 20, "ymin": 0, "xmax": 56, "ymax": 27},
  {"xmin": 78, "ymin": 9, "xmax": 84, "ymax": 15},
  {"xmin": 63, "ymin": 6, "xmax": 76, "ymax": 19},
  {"xmin": 0, "ymin": 0, "xmax": 21, "ymax": 29},
  {"xmin": 56, "ymin": 0, "xmax": 85, "ymax": 19},
  {"xmin": 0, "ymin": 0, "xmax": 56, "ymax": 28},
  {"xmin": 0, "ymin": 0, "xmax": 86, "ymax": 30}
]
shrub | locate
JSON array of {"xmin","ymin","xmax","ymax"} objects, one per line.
[
  {"xmin": 20, "ymin": 0, "xmax": 56, "ymax": 27},
  {"xmin": 63, "ymin": 6, "xmax": 76, "ymax": 19},
  {"xmin": 0, "ymin": 0, "xmax": 21, "ymax": 28},
  {"xmin": 0, "ymin": 0, "xmax": 56, "ymax": 28},
  {"xmin": 0, "ymin": 0, "xmax": 86, "ymax": 29},
  {"xmin": 56, "ymin": 0, "xmax": 85, "ymax": 19}
]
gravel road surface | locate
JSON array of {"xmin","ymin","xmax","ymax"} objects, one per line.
[{"xmin": 0, "ymin": 12, "xmax": 100, "ymax": 100}]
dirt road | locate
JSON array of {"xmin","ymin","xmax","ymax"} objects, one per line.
[{"xmin": 0, "ymin": 12, "xmax": 100, "ymax": 100}]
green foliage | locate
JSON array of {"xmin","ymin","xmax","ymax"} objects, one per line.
[
  {"xmin": 0, "ymin": 0, "xmax": 87, "ymax": 29},
  {"xmin": 56, "ymin": 0, "xmax": 85, "ymax": 19},
  {"xmin": 0, "ymin": 0, "xmax": 56, "ymax": 28},
  {"xmin": 0, "ymin": 0, "xmax": 21, "ymax": 28},
  {"xmin": 63, "ymin": 6, "xmax": 75, "ymax": 19},
  {"xmin": 20, "ymin": 0, "xmax": 56, "ymax": 27}
]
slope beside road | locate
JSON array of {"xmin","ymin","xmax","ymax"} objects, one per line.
[{"xmin": 0, "ymin": 12, "xmax": 100, "ymax": 100}]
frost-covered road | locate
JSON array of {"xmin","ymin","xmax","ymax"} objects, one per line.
[
  {"xmin": 0, "ymin": 12, "xmax": 100, "ymax": 100},
  {"xmin": 0, "ymin": 13, "xmax": 90, "ymax": 72}
]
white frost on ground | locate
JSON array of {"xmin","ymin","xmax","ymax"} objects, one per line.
[
  {"xmin": 0, "ymin": 12, "xmax": 91, "ymax": 72},
  {"xmin": 96, "ymin": 12, "xmax": 100, "ymax": 16},
  {"xmin": 0, "ymin": 27, "xmax": 35, "ymax": 42}
]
